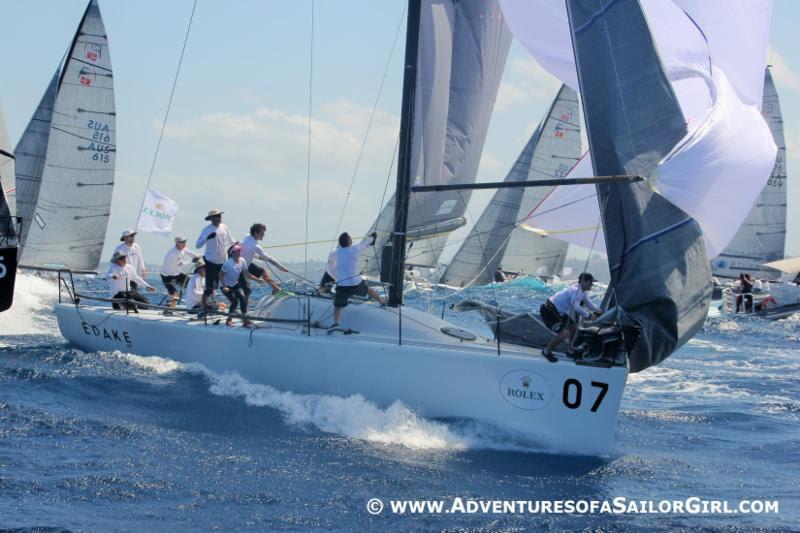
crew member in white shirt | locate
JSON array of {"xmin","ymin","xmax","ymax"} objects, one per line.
[
  {"xmin": 107, "ymin": 251, "xmax": 155, "ymax": 311},
  {"xmin": 220, "ymin": 244, "xmax": 257, "ymax": 327},
  {"xmin": 539, "ymin": 272, "xmax": 601, "ymax": 362},
  {"xmin": 317, "ymin": 247, "xmax": 338, "ymax": 295},
  {"xmin": 195, "ymin": 208, "xmax": 234, "ymax": 310},
  {"xmin": 114, "ymin": 230, "xmax": 146, "ymax": 288},
  {"xmin": 160, "ymin": 236, "xmax": 199, "ymax": 306},
  {"xmin": 241, "ymin": 223, "xmax": 287, "ymax": 293},
  {"xmin": 183, "ymin": 259, "xmax": 206, "ymax": 310},
  {"xmin": 329, "ymin": 231, "xmax": 384, "ymax": 330}
]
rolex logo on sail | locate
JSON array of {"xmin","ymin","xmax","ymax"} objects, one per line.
[{"xmin": 499, "ymin": 370, "xmax": 552, "ymax": 410}]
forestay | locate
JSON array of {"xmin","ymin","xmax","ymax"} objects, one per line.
[
  {"xmin": 362, "ymin": 0, "xmax": 511, "ymax": 274},
  {"xmin": 567, "ymin": 0, "xmax": 711, "ymax": 372},
  {"xmin": 17, "ymin": 0, "xmax": 115, "ymax": 270},
  {"xmin": 439, "ymin": 85, "xmax": 579, "ymax": 287},
  {"xmin": 713, "ymin": 68, "xmax": 787, "ymax": 280}
]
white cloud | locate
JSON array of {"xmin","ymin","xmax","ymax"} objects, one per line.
[
  {"xmin": 768, "ymin": 47, "xmax": 800, "ymax": 92},
  {"xmin": 494, "ymin": 57, "xmax": 562, "ymax": 112}
]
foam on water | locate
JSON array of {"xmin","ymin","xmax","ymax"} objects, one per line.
[
  {"xmin": 0, "ymin": 272, "xmax": 60, "ymax": 335},
  {"xmin": 118, "ymin": 352, "xmax": 545, "ymax": 454}
]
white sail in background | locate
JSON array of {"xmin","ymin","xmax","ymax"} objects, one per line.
[
  {"xmin": 439, "ymin": 85, "xmax": 579, "ymax": 287},
  {"xmin": 501, "ymin": 0, "xmax": 777, "ymax": 259},
  {"xmin": 712, "ymin": 68, "xmax": 787, "ymax": 279},
  {"xmin": 17, "ymin": 0, "xmax": 115, "ymax": 270}
]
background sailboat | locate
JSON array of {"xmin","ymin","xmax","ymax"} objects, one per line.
[
  {"xmin": 713, "ymin": 67, "xmax": 787, "ymax": 280},
  {"xmin": 0, "ymin": 100, "xmax": 18, "ymax": 312},
  {"xmin": 361, "ymin": 0, "xmax": 512, "ymax": 279},
  {"xmin": 14, "ymin": 0, "xmax": 114, "ymax": 271},
  {"xmin": 438, "ymin": 84, "xmax": 579, "ymax": 288}
]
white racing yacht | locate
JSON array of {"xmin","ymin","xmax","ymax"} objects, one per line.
[{"xmin": 55, "ymin": 0, "xmax": 775, "ymax": 455}]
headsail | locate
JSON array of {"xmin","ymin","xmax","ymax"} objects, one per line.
[
  {"xmin": 439, "ymin": 85, "xmax": 579, "ymax": 287},
  {"xmin": 567, "ymin": 0, "xmax": 711, "ymax": 372},
  {"xmin": 362, "ymin": 0, "xmax": 511, "ymax": 276},
  {"xmin": 0, "ymin": 102, "xmax": 16, "ymax": 219},
  {"xmin": 712, "ymin": 68, "xmax": 786, "ymax": 280},
  {"xmin": 17, "ymin": 0, "xmax": 115, "ymax": 270},
  {"xmin": 14, "ymin": 70, "xmax": 58, "ymax": 247}
]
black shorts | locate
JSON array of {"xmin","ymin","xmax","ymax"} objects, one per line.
[
  {"xmin": 540, "ymin": 300, "xmax": 569, "ymax": 331},
  {"xmin": 319, "ymin": 271, "xmax": 335, "ymax": 288},
  {"xmin": 161, "ymin": 273, "xmax": 187, "ymax": 295},
  {"xmin": 248, "ymin": 263, "xmax": 265, "ymax": 278},
  {"xmin": 204, "ymin": 259, "xmax": 223, "ymax": 295},
  {"xmin": 334, "ymin": 280, "xmax": 368, "ymax": 308}
]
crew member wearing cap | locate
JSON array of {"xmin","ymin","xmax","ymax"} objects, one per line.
[
  {"xmin": 183, "ymin": 259, "xmax": 206, "ymax": 310},
  {"xmin": 241, "ymin": 223, "xmax": 287, "ymax": 293},
  {"xmin": 107, "ymin": 251, "xmax": 155, "ymax": 311},
  {"xmin": 220, "ymin": 243, "xmax": 257, "ymax": 327},
  {"xmin": 539, "ymin": 272, "xmax": 601, "ymax": 362},
  {"xmin": 195, "ymin": 208, "xmax": 234, "ymax": 310},
  {"xmin": 159, "ymin": 236, "xmax": 199, "ymax": 307},
  {"xmin": 114, "ymin": 230, "xmax": 146, "ymax": 288}
]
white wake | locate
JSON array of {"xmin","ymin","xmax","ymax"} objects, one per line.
[{"xmin": 0, "ymin": 272, "xmax": 60, "ymax": 335}]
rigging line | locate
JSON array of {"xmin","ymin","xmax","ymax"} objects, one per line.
[
  {"xmin": 136, "ymin": 0, "xmax": 198, "ymax": 226},
  {"xmin": 304, "ymin": 0, "xmax": 315, "ymax": 278},
  {"xmin": 367, "ymin": 133, "xmax": 400, "ymax": 271},
  {"xmin": 332, "ymin": 1, "xmax": 406, "ymax": 246}
]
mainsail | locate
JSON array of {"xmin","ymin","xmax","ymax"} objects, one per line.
[
  {"xmin": 566, "ymin": 0, "xmax": 711, "ymax": 372},
  {"xmin": 0, "ymin": 102, "xmax": 16, "ymax": 218},
  {"xmin": 362, "ymin": 0, "xmax": 511, "ymax": 275},
  {"xmin": 15, "ymin": 0, "xmax": 115, "ymax": 270},
  {"xmin": 712, "ymin": 67, "xmax": 787, "ymax": 279},
  {"xmin": 438, "ymin": 84, "xmax": 579, "ymax": 287}
]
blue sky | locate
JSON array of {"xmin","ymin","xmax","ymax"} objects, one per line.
[{"xmin": 2, "ymin": 0, "xmax": 799, "ymax": 267}]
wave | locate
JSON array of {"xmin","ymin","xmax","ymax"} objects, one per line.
[
  {"xmin": 0, "ymin": 272, "xmax": 60, "ymax": 336},
  {"xmin": 118, "ymin": 352, "xmax": 550, "ymax": 454}
]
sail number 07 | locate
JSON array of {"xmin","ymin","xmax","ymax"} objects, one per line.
[{"xmin": 562, "ymin": 379, "xmax": 608, "ymax": 412}]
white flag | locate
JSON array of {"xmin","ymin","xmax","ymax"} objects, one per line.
[{"xmin": 137, "ymin": 188, "xmax": 178, "ymax": 236}]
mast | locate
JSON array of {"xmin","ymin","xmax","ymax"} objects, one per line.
[{"xmin": 388, "ymin": 0, "xmax": 422, "ymax": 307}]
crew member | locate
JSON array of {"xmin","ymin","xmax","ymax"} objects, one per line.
[
  {"xmin": 160, "ymin": 236, "xmax": 199, "ymax": 307},
  {"xmin": 107, "ymin": 251, "xmax": 155, "ymax": 311},
  {"xmin": 220, "ymin": 244, "xmax": 256, "ymax": 327},
  {"xmin": 114, "ymin": 230, "xmax": 146, "ymax": 288},
  {"xmin": 241, "ymin": 223, "xmax": 287, "ymax": 293},
  {"xmin": 183, "ymin": 259, "xmax": 206, "ymax": 310},
  {"xmin": 329, "ymin": 232, "xmax": 384, "ymax": 330},
  {"xmin": 195, "ymin": 208, "xmax": 234, "ymax": 310},
  {"xmin": 539, "ymin": 272, "xmax": 601, "ymax": 362}
]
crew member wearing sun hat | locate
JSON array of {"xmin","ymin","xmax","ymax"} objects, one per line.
[
  {"xmin": 113, "ymin": 230, "xmax": 146, "ymax": 288},
  {"xmin": 160, "ymin": 236, "xmax": 199, "ymax": 307},
  {"xmin": 195, "ymin": 208, "xmax": 234, "ymax": 310},
  {"xmin": 107, "ymin": 250, "xmax": 155, "ymax": 311}
]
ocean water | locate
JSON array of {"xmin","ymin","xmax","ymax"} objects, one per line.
[{"xmin": 0, "ymin": 273, "xmax": 798, "ymax": 530}]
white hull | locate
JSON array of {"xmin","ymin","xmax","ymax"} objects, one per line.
[{"xmin": 54, "ymin": 297, "xmax": 628, "ymax": 455}]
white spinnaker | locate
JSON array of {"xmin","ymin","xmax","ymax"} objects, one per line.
[
  {"xmin": 0, "ymin": 101, "xmax": 15, "ymax": 218},
  {"xmin": 19, "ymin": 0, "xmax": 115, "ymax": 270},
  {"xmin": 501, "ymin": 0, "xmax": 776, "ymax": 259}
]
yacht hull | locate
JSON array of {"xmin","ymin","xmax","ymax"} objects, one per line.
[{"xmin": 55, "ymin": 302, "xmax": 628, "ymax": 455}]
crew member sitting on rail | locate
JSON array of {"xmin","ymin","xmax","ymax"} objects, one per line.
[
  {"xmin": 183, "ymin": 259, "xmax": 206, "ymax": 310},
  {"xmin": 160, "ymin": 236, "xmax": 199, "ymax": 308},
  {"xmin": 328, "ymin": 232, "xmax": 384, "ymax": 331},
  {"xmin": 114, "ymin": 230, "xmax": 147, "ymax": 289},
  {"xmin": 241, "ymin": 223, "xmax": 287, "ymax": 294},
  {"xmin": 220, "ymin": 244, "xmax": 257, "ymax": 327},
  {"xmin": 539, "ymin": 272, "xmax": 601, "ymax": 362},
  {"xmin": 494, "ymin": 266, "xmax": 508, "ymax": 283},
  {"xmin": 107, "ymin": 251, "xmax": 155, "ymax": 311},
  {"xmin": 196, "ymin": 208, "xmax": 234, "ymax": 311}
]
